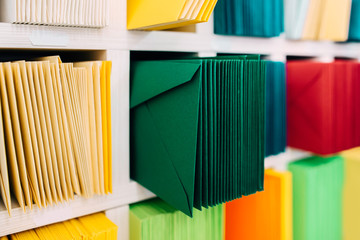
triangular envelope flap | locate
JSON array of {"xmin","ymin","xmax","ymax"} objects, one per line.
[
  {"xmin": 287, "ymin": 61, "xmax": 328, "ymax": 103},
  {"xmin": 131, "ymin": 69, "xmax": 201, "ymax": 216},
  {"xmin": 130, "ymin": 61, "xmax": 201, "ymax": 108}
]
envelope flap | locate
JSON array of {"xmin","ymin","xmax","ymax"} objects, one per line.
[{"xmin": 130, "ymin": 61, "xmax": 201, "ymax": 108}]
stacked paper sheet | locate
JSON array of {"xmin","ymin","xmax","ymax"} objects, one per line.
[
  {"xmin": 288, "ymin": 155, "xmax": 344, "ymax": 240},
  {"xmin": 266, "ymin": 61, "xmax": 286, "ymax": 157},
  {"xmin": 127, "ymin": 0, "xmax": 218, "ymax": 30},
  {"xmin": 2, "ymin": 213, "xmax": 117, "ymax": 239},
  {"xmin": 285, "ymin": 0, "xmax": 352, "ymax": 41},
  {"xmin": 287, "ymin": 60, "xmax": 360, "ymax": 155},
  {"xmin": 0, "ymin": 0, "xmax": 109, "ymax": 27},
  {"xmin": 225, "ymin": 169, "xmax": 292, "ymax": 240},
  {"xmin": 342, "ymin": 148, "xmax": 360, "ymax": 240},
  {"xmin": 0, "ymin": 57, "xmax": 112, "ymax": 215},
  {"xmin": 130, "ymin": 198, "xmax": 224, "ymax": 240},
  {"xmin": 130, "ymin": 56, "xmax": 265, "ymax": 216},
  {"xmin": 214, "ymin": 0, "xmax": 284, "ymax": 37}
]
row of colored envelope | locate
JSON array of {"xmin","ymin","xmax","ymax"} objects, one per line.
[
  {"xmin": 127, "ymin": 0, "xmax": 217, "ymax": 30},
  {"xmin": 0, "ymin": 0, "xmax": 109, "ymax": 27},
  {"xmin": 131, "ymin": 153, "xmax": 360, "ymax": 240},
  {"xmin": 0, "ymin": 57, "xmax": 112, "ymax": 215},
  {"xmin": 214, "ymin": 0, "xmax": 284, "ymax": 37},
  {"xmin": 214, "ymin": 0, "xmax": 357, "ymax": 41},
  {"xmin": 130, "ymin": 56, "xmax": 266, "ymax": 216},
  {"xmin": 1, "ymin": 213, "xmax": 118, "ymax": 240},
  {"xmin": 285, "ymin": 0, "xmax": 352, "ymax": 41},
  {"xmin": 287, "ymin": 60, "xmax": 360, "ymax": 155}
]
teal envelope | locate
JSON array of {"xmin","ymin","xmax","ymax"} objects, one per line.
[{"xmin": 130, "ymin": 60, "xmax": 202, "ymax": 216}]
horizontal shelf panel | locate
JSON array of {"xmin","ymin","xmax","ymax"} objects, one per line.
[
  {"xmin": 0, "ymin": 181, "xmax": 155, "ymax": 237},
  {"xmin": 0, "ymin": 147, "xmax": 309, "ymax": 237},
  {"xmin": 0, "ymin": 23, "xmax": 120, "ymax": 50},
  {"xmin": 1, "ymin": 23, "xmax": 360, "ymax": 58},
  {"xmin": 265, "ymin": 148, "xmax": 312, "ymax": 170}
]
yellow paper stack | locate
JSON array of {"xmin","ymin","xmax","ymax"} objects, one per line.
[
  {"xmin": 4, "ymin": 213, "xmax": 117, "ymax": 240},
  {"xmin": 286, "ymin": 0, "xmax": 352, "ymax": 41},
  {"xmin": 127, "ymin": 0, "xmax": 218, "ymax": 30},
  {"xmin": 0, "ymin": 57, "xmax": 112, "ymax": 215},
  {"xmin": 342, "ymin": 148, "xmax": 360, "ymax": 240}
]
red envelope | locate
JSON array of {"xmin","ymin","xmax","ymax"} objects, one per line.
[{"xmin": 287, "ymin": 60, "xmax": 360, "ymax": 155}]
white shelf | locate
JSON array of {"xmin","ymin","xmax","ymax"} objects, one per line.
[
  {"xmin": 0, "ymin": 181, "xmax": 154, "ymax": 236},
  {"xmin": 0, "ymin": 0, "xmax": 354, "ymax": 238},
  {"xmin": 1, "ymin": 22, "xmax": 360, "ymax": 59}
]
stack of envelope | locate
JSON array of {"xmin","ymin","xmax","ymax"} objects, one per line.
[
  {"xmin": 342, "ymin": 148, "xmax": 360, "ymax": 240},
  {"xmin": 288, "ymin": 155, "xmax": 344, "ymax": 240},
  {"xmin": 127, "ymin": 0, "xmax": 218, "ymax": 30},
  {"xmin": 287, "ymin": 60, "xmax": 360, "ymax": 155},
  {"xmin": 5, "ymin": 213, "xmax": 117, "ymax": 239},
  {"xmin": 0, "ymin": 0, "xmax": 109, "ymax": 27},
  {"xmin": 0, "ymin": 57, "xmax": 112, "ymax": 215},
  {"xmin": 349, "ymin": 0, "xmax": 360, "ymax": 41},
  {"xmin": 130, "ymin": 56, "xmax": 265, "ymax": 216},
  {"xmin": 225, "ymin": 169, "xmax": 292, "ymax": 240},
  {"xmin": 285, "ymin": 0, "xmax": 352, "ymax": 41},
  {"xmin": 130, "ymin": 198, "xmax": 223, "ymax": 240},
  {"xmin": 265, "ymin": 61, "xmax": 286, "ymax": 157},
  {"xmin": 214, "ymin": 0, "xmax": 284, "ymax": 37}
]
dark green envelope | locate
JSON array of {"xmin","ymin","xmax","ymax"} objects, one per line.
[{"xmin": 130, "ymin": 56, "xmax": 265, "ymax": 216}]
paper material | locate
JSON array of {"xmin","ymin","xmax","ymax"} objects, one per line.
[
  {"xmin": 225, "ymin": 169, "xmax": 293, "ymax": 240},
  {"xmin": 0, "ymin": 0, "xmax": 109, "ymax": 27},
  {"xmin": 287, "ymin": 60, "xmax": 360, "ymax": 155},
  {"xmin": 0, "ymin": 63, "xmax": 31, "ymax": 211},
  {"xmin": 0, "ymin": 56, "xmax": 112, "ymax": 214},
  {"xmin": 0, "ymin": 65, "xmax": 11, "ymax": 215},
  {"xmin": 285, "ymin": 0, "xmax": 352, "ymax": 41},
  {"xmin": 214, "ymin": 0, "xmax": 284, "ymax": 37},
  {"xmin": 130, "ymin": 56, "xmax": 265, "ymax": 216},
  {"xmin": 7, "ymin": 213, "xmax": 117, "ymax": 240},
  {"xmin": 288, "ymin": 155, "xmax": 344, "ymax": 240},
  {"xmin": 342, "ymin": 148, "xmax": 360, "ymax": 240},
  {"xmin": 127, "ymin": 0, "xmax": 218, "ymax": 30},
  {"xmin": 265, "ymin": 61, "xmax": 286, "ymax": 157},
  {"xmin": 130, "ymin": 198, "xmax": 223, "ymax": 240}
]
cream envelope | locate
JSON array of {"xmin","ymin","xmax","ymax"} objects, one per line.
[
  {"xmin": 74, "ymin": 62, "xmax": 100, "ymax": 194},
  {"xmin": 26, "ymin": 62, "xmax": 59, "ymax": 204},
  {"xmin": 14, "ymin": 61, "xmax": 49, "ymax": 207},
  {"xmin": 4, "ymin": 62, "xmax": 42, "ymax": 208},
  {"xmin": 50, "ymin": 62, "xmax": 80, "ymax": 196},
  {"xmin": 37, "ymin": 62, "xmax": 69, "ymax": 201},
  {"xmin": 0, "ymin": 63, "xmax": 30, "ymax": 211},
  {"xmin": 30, "ymin": 62, "xmax": 64, "ymax": 203}
]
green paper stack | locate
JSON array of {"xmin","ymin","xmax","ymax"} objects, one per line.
[
  {"xmin": 130, "ymin": 198, "xmax": 224, "ymax": 240},
  {"xmin": 288, "ymin": 156, "xmax": 344, "ymax": 240},
  {"xmin": 130, "ymin": 56, "xmax": 265, "ymax": 216}
]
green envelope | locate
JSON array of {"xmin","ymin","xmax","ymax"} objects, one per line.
[{"xmin": 130, "ymin": 56, "xmax": 265, "ymax": 217}]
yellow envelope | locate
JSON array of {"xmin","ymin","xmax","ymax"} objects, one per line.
[
  {"xmin": 0, "ymin": 64, "xmax": 11, "ymax": 215},
  {"xmin": 0, "ymin": 63, "xmax": 30, "ymax": 211},
  {"xmin": 26, "ymin": 62, "xmax": 59, "ymax": 204},
  {"xmin": 74, "ymin": 62, "xmax": 100, "ymax": 195},
  {"xmin": 4, "ymin": 62, "xmax": 42, "ymax": 208},
  {"xmin": 31, "ymin": 62, "xmax": 64, "ymax": 203},
  {"xmin": 50, "ymin": 62, "xmax": 80, "ymax": 197},
  {"xmin": 318, "ymin": 0, "xmax": 351, "ymax": 41},
  {"xmin": 16, "ymin": 61, "xmax": 52, "ymax": 206},
  {"xmin": 41, "ymin": 61, "xmax": 74, "ymax": 200}
]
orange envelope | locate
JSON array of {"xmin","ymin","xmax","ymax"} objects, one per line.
[{"xmin": 225, "ymin": 169, "xmax": 292, "ymax": 240}]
